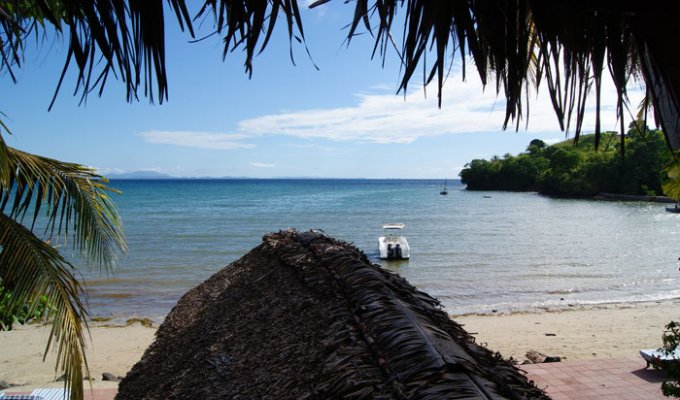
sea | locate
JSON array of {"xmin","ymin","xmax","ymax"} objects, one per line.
[{"xmin": 76, "ymin": 179, "xmax": 680, "ymax": 322}]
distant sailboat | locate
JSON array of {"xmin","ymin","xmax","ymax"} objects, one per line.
[{"xmin": 440, "ymin": 179, "xmax": 448, "ymax": 195}]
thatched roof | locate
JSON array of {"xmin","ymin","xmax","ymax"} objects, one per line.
[{"xmin": 116, "ymin": 229, "xmax": 547, "ymax": 399}]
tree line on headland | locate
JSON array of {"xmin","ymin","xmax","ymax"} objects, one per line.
[{"xmin": 459, "ymin": 124, "xmax": 672, "ymax": 198}]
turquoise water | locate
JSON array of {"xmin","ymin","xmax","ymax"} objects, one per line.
[{"xmin": 79, "ymin": 179, "xmax": 680, "ymax": 322}]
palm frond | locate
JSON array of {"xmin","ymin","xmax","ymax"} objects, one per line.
[
  {"xmin": 663, "ymin": 162, "xmax": 680, "ymax": 201},
  {"xmin": 195, "ymin": 0, "xmax": 309, "ymax": 77},
  {"xmin": 0, "ymin": 1, "xmax": 194, "ymax": 107},
  {"xmin": 0, "ymin": 144, "xmax": 126, "ymax": 269},
  {"xmin": 315, "ymin": 1, "xmax": 662, "ymax": 148},
  {"xmin": 0, "ymin": 137, "xmax": 125, "ymax": 400},
  {"xmin": 0, "ymin": 126, "xmax": 10, "ymax": 186},
  {"xmin": 0, "ymin": 213, "xmax": 88, "ymax": 400}
]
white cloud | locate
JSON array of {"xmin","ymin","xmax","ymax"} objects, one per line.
[
  {"xmin": 237, "ymin": 83, "xmax": 497, "ymax": 144},
  {"xmin": 138, "ymin": 71, "xmax": 645, "ymax": 149},
  {"xmin": 237, "ymin": 73, "xmax": 644, "ymax": 144},
  {"xmin": 251, "ymin": 162, "xmax": 276, "ymax": 168},
  {"xmin": 138, "ymin": 131, "xmax": 255, "ymax": 150}
]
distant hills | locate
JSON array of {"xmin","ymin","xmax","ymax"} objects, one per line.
[
  {"xmin": 105, "ymin": 171, "xmax": 175, "ymax": 179},
  {"xmin": 104, "ymin": 171, "xmax": 459, "ymax": 181}
]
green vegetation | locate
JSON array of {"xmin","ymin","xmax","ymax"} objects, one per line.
[
  {"xmin": 0, "ymin": 285, "xmax": 54, "ymax": 330},
  {"xmin": 459, "ymin": 124, "xmax": 672, "ymax": 197},
  {"xmin": 125, "ymin": 317, "xmax": 154, "ymax": 328},
  {"xmin": 659, "ymin": 321, "xmax": 680, "ymax": 397}
]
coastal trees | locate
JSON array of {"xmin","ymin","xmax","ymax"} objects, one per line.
[{"xmin": 460, "ymin": 126, "xmax": 672, "ymax": 197}]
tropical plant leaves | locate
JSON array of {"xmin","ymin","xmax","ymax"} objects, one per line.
[
  {"xmin": 0, "ymin": 1, "xmax": 667, "ymax": 148},
  {"xmin": 0, "ymin": 213, "xmax": 88, "ymax": 400},
  {"xmin": 663, "ymin": 162, "xmax": 680, "ymax": 201},
  {"xmin": 0, "ymin": 0, "xmax": 194, "ymax": 107},
  {"xmin": 0, "ymin": 134, "xmax": 126, "ymax": 400},
  {"xmin": 0, "ymin": 145, "xmax": 126, "ymax": 267}
]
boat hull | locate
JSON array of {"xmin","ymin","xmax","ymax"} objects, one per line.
[{"xmin": 378, "ymin": 235, "xmax": 410, "ymax": 259}]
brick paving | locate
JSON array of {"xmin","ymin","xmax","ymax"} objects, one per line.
[
  {"xmin": 0, "ymin": 388, "xmax": 116, "ymax": 400},
  {"xmin": 522, "ymin": 357, "xmax": 670, "ymax": 399},
  {"xmin": 2, "ymin": 358, "xmax": 670, "ymax": 399}
]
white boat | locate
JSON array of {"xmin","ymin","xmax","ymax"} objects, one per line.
[{"xmin": 378, "ymin": 223, "xmax": 411, "ymax": 260}]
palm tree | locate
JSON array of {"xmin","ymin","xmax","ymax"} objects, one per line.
[
  {"xmin": 1, "ymin": 2, "xmax": 679, "ymax": 399},
  {"xmin": 0, "ymin": 132, "xmax": 126, "ymax": 399}
]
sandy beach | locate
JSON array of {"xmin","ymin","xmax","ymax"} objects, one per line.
[
  {"xmin": 1, "ymin": 300, "xmax": 678, "ymax": 393},
  {"xmin": 454, "ymin": 300, "xmax": 680, "ymax": 362}
]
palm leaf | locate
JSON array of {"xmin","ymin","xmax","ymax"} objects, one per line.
[
  {"xmin": 0, "ymin": 1, "xmax": 194, "ymax": 107},
  {"xmin": 0, "ymin": 135, "xmax": 125, "ymax": 400},
  {"xmin": 663, "ymin": 162, "xmax": 680, "ymax": 201},
  {"xmin": 195, "ymin": 0, "xmax": 310, "ymax": 77},
  {"xmin": 0, "ymin": 123, "xmax": 10, "ymax": 186},
  {"xmin": 0, "ymin": 144, "xmax": 126, "ymax": 268},
  {"xmin": 0, "ymin": 213, "xmax": 88, "ymax": 400}
]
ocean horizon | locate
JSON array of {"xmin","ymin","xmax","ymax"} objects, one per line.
[{"xmin": 78, "ymin": 178, "xmax": 680, "ymax": 322}]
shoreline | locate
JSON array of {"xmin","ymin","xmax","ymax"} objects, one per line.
[
  {"xmin": 453, "ymin": 299, "xmax": 680, "ymax": 362},
  {"xmin": 1, "ymin": 299, "xmax": 678, "ymax": 392},
  {"xmin": 451, "ymin": 297, "xmax": 680, "ymax": 318}
]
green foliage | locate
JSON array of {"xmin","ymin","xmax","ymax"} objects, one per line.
[
  {"xmin": 460, "ymin": 126, "xmax": 673, "ymax": 197},
  {"xmin": 660, "ymin": 321, "xmax": 680, "ymax": 397},
  {"xmin": 0, "ymin": 284, "xmax": 54, "ymax": 330},
  {"xmin": 0, "ymin": 134, "xmax": 126, "ymax": 400},
  {"xmin": 662, "ymin": 163, "xmax": 680, "ymax": 201}
]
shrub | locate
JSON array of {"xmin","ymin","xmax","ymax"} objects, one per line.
[{"xmin": 0, "ymin": 285, "xmax": 54, "ymax": 330}]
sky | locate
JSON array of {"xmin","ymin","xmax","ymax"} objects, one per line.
[{"xmin": 1, "ymin": 3, "xmax": 646, "ymax": 179}]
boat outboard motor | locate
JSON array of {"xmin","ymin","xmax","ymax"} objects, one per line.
[
  {"xmin": 395, "ymin": 244, "xmax": 402, "ymax": 259},
  {"xmin": 387, "ymin": 243, "xmax": 394, "ymax": 259}
]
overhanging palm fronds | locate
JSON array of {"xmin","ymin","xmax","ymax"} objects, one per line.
[
  {"xmin": 3, "ymin": 1, "xmax": 675, "ymax": 148},
  {"xmin": 0, "ymin": 135, "xmax": 126, "ymax": 400},
  {"xmin": 324, "ymin": 0, "xmax": 651, "ymax": 146},
  {"xmin": 0, "ymin": 0, "xmax": 194, "ymax": 106},
  {"xmin": 195, "ymin": 0, "xmax": 309, "ymax": 76}
]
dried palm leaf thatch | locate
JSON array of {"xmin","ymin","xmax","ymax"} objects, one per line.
[{"xmin": 117, "ymin": 229, "xmax": 547, "ymax": 399}]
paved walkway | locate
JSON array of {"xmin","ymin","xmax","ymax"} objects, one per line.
[
  {"xmin": 3, "ymin": 358, "xmax": 671, "ymax": 399},
  {"xmin": 522, "ymin": 357, "xmax": 670, "ymax": 399}
]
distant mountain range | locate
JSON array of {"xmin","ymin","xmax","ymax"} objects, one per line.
[
  {"xmin": 105, "ymin": 171, "xmax": 456, "ymax": 180},
  {"xmin": 106, "ymin": 171, "xmax": 175, "ymax": 179},
  {"xmin": 105, "ymin": 171, "xmax": 255, "ymax": 179}
]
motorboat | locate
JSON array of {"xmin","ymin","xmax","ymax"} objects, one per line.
[{"xmin": 378, "ymin": 223, "xmax": 410, "ymax": 260}]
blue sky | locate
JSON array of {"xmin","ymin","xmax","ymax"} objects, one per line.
[{"xmin": 1, "ymin": 4, "xmax": 645, "ymax": 179}]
